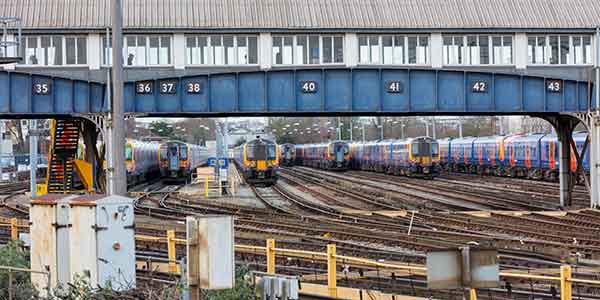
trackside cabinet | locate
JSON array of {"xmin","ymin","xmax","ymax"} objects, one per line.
[
  {"xmin": 94, "ymin": 195, "xmax": 136, "ymax": 290},
  {"xmin": 68, "ymin": 195, "xmax": 103, "ymax": 287},
  {"xmin": 31, "ymin": 194, "xmax": 136, "ymax": 292},
  {"xmin": 30, "ymin": 195, "xmax": 77, "ymax": 293}
]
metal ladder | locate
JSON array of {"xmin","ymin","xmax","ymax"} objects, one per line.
[{"xmin": 45, "ymin": 119, "xmax": 81, "ymax": 193}]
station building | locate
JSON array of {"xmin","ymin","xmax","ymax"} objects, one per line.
[{"xmin": 0, "ymin": 0, "xmax": 598, "ymax": 84}]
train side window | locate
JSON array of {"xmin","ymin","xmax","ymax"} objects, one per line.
[
  {"xmin": 125, "ymin": 144, "xmax": 133, "ymax": 161},
  {"xmin": 411, "ymin": 143, "xmax": 420, "ymax": 156},
  {"xmin": 180, "ymin": 146, "xmax": 188, "ymax": 160},
  {"xmin": 268, "ymin": 145, "xmax": 277, "ymax": 160},
  {"xmin": 432, "ymin": 143, "xmax": 439, "ymax": 156}
]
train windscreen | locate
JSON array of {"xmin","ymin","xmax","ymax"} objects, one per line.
[
  {"xmin": 247, "ymin": 145, "xmax": 267, "ymax": 161},
  {"xmin": 169, "ymin": 145, "xmax": 178, "ymax": 159},
  {"xmin": 180, "ymin": 145, "xmax": 188, "ymax": 160},
  {"xmin": 268, "ymin": 145, "xmax": 277, "ymax": 160}
]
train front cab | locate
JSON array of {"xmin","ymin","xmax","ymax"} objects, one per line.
[
  {"xmin": 124, "ymin": 140, "xmax": 136, "ymax": 185},
  {"xmin": 327, "ymin": 141, "xmax": 350, "ymax": 170},
  {"xmin": 279, "ymin": 143, "xmax": 296, "ymax": 166},
  {"xmin": 243, "ymin": 140, "xmax": 279, "ymax": 185},
  {"xmin": 408, "ymin": 137, "xmax": 440, "ymax": 178},
  {"xmin": 160, "ymin": 142, "xmax": 190, "ymax": 179}
]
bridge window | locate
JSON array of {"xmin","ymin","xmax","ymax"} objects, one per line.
[
  {"xmin": 443, "ymin": 36, "xmax": 463, "ymax": 65},
  {"xmin": 186, "ymin": 35, "xmax": 257, "ymax": 65},
  {"xmin": 528, "ymin": 35, "xmax": 592, "ymax": 65},
  {"xmin": 492, "ymin": 36, "xmax": 513, "ymax": 65},
  {"xmin": 272, "ymin": 35, "xmax": 343, "ymax": 65},
  {"xmin": 444, "ymin": 35, "xmax": 512, "ymax": 65},
  {"xmin": 21, "ymin": 35, "xmax": 86, "ymax": 66},
  {"xmin": 103, "ymin": 35, "xmax": 171, "ymax": 66},
  {"xmin": 359, "ymin": 35, "xmax": 428, "ymax": 65}
]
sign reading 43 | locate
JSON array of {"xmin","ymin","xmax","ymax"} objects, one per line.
[{"xmin": 546, "ymin": 80, "xmax": 562, "ymax": 93}]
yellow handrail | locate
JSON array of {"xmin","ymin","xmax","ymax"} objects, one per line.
[{"xmin": 7, "ymin": 222, "xmax": 600, "ymax": 300}]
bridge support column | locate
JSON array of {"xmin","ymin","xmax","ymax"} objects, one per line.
[
  {"xmin": 546, "ymin": 115, "xmax": 579, "ymax": 207},
  {"xmin": 557, "ymin": 126, "xmax": 573, "ymax": 207}
]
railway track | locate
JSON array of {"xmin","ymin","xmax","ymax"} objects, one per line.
[{"xmin": 2, "ymin": 172, "xmax": 598, "ymax": 299}]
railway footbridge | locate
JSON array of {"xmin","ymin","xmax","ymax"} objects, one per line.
[{"xmin": 0, "ymin": 67, "xmax": 597, "ymax": 207}]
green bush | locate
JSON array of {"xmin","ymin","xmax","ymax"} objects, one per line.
[
  {"xmin": 0, "ymin": 242, "xmax": 254, "ymax": 300},
  {"xmin": 0, "ymin": 241, "xmax": 39, "ymax": 300},
  {"xmin": 202, "ymin": 264, "xmax": 254, "ymax": 300}
]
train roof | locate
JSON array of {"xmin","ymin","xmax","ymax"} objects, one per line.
[
  {"xmin": 508, "ymin": 133, "xmax": 548, "ymax": 142},
  {"xmin": 247, "ymin": 138, "xmax": 276, "ymax": 145}
]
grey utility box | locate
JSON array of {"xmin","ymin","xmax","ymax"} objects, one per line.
[
  {"xmin": 255, "ymin": 273, "xmax": 300, "ymax": 300},
  {"xmin": 30, "ymin": 195, "xmax": 136, "ymax": 292},
  {"xmin": 30, "ymin": 194, "xmax": 77, "ymax": 291},
  {"xmin": 427, "ymin": 247, "xmax": 499, "ymax": 290}
]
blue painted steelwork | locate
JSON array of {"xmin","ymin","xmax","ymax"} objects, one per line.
[
  {"xmin": 0, "ymin": 71, "xmax": 105, "ymax": 116},
  {"xmin": 0, "ymin": 68, "xmax": 595, "ymax": 116},
  {"xmin": 124, "ymin": 68, "xmax": 595, "ymax": 115}
]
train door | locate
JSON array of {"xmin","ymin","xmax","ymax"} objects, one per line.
[
  {"xmin": 334, "ymin": 143, "xmax": 343, "ymax": 162},
  {"xmin": 285, "ymin": 146, "xmax": 292, "ymax": 161},
  {"xmin": 168, "ymin": 144, "xmax": 179, "ymax": 171}
]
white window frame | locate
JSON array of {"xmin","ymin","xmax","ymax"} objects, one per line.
[
  {"xmin": 185, "ymin": 35, "xmax": 258, "ymax": 66},
  {"xmin": 272, "ymin": 34, "xmax": 344, "ymax": 66},
  {"xmin": 358, "ymin": 34, "xmax": 429, "ymax": 66},
  {"xmin": 20, "ymin": 35, "xmax": 88, "ymax": 67},
  {"xmin": 443, "ymin": 35, "xmax": 514, "ymax": 66},
  {"xmin": 527, "ymin": 34, "xmax": 593, "ymax": 66},
  {"xmin": 491, "ymin": 35, "xmax": 513, "ymax": 65},
  {"xmin": 102, "ymin": 35, "xmax": 173, "ymax": 67}
]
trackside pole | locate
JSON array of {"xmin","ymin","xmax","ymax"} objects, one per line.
[
  {"xmin": 108, "ymin": 0, "xmax": 126, "ymax": 196},
  {"xmin": 593, "ymin": 27, "xmax": 600, "ymax": 208}
]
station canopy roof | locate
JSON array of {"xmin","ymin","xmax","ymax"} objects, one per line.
[{"xmin": 1, "ymin": 0, "xmax": 599, "ymax": 30}]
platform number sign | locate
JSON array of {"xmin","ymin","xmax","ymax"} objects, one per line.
[
  {"xmin": 159, "ymin": 80, "xmax": 177, "ymax": 94},
  {"xmin": 471, "ymin": 80, "xmax": 488, "ymax": 93},
  {"xmin": 33, "ymin": 82, "xmax": 52, "ymax": 95},
  {"xmin": 386, "ymin": 81, "xmax": 403, "ymax": 93},
  {"xmin": 546, "ymin": 80, "xmax": 562, "ymax": 93},
  {"xmin": 136, "ymin": 81, "xmax": 153, "ymax": 94},
  {"xmin": 300, "ymin": 81, "xmax": 318, "ymax": 93},
  {"xmin": 186, "ymin": 82, "xmax": 203, "ymax": 94}
]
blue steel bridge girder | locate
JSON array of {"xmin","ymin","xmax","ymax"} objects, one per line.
[{"xmin": 0, "ymin": 68, "xmax": 595, "ymax": 117}]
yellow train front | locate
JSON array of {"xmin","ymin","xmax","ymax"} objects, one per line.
[{"xmin": 234, "ymin": 138, "xmax": 279, "ymax": 186}]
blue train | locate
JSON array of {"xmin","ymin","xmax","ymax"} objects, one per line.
[
  {"xmin": 293, "ymin": 137, "xmax": 440, "ymax": 178},
  {"xmin": 278, "ymin": 143, "xmax": 296, "ymax": 167},
  {"xmin": 159, "ymin": 140, "xmax": 210, "ymax": 180},
  {"xmin": 439, "ymin": 131, "xmax": 589, "ymax": 181},
  {"xmin": 296, "ymin": 141, "xmax": 351, "ymax": 171},
  {"xmin": 350, "ymin": 137, "xmax": 441, "ymax": 178}
]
